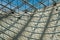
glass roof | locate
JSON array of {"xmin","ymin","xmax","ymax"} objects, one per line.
[
  {"xmin": 0, "ymin": 0, "xmax": 60, "ymax": 40},
  {"xmin": 0, "ymin": 0, "xmax": 60, "ymax": 13}
]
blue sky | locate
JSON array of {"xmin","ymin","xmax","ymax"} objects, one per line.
[{"xmin": 0, "ymin": 0, "xmax": 60, "ymax": 11}]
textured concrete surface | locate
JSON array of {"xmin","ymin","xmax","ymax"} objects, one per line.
[{"xmin": 0, "ymin": 3, "xmax": 60, "ymax": 40}]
